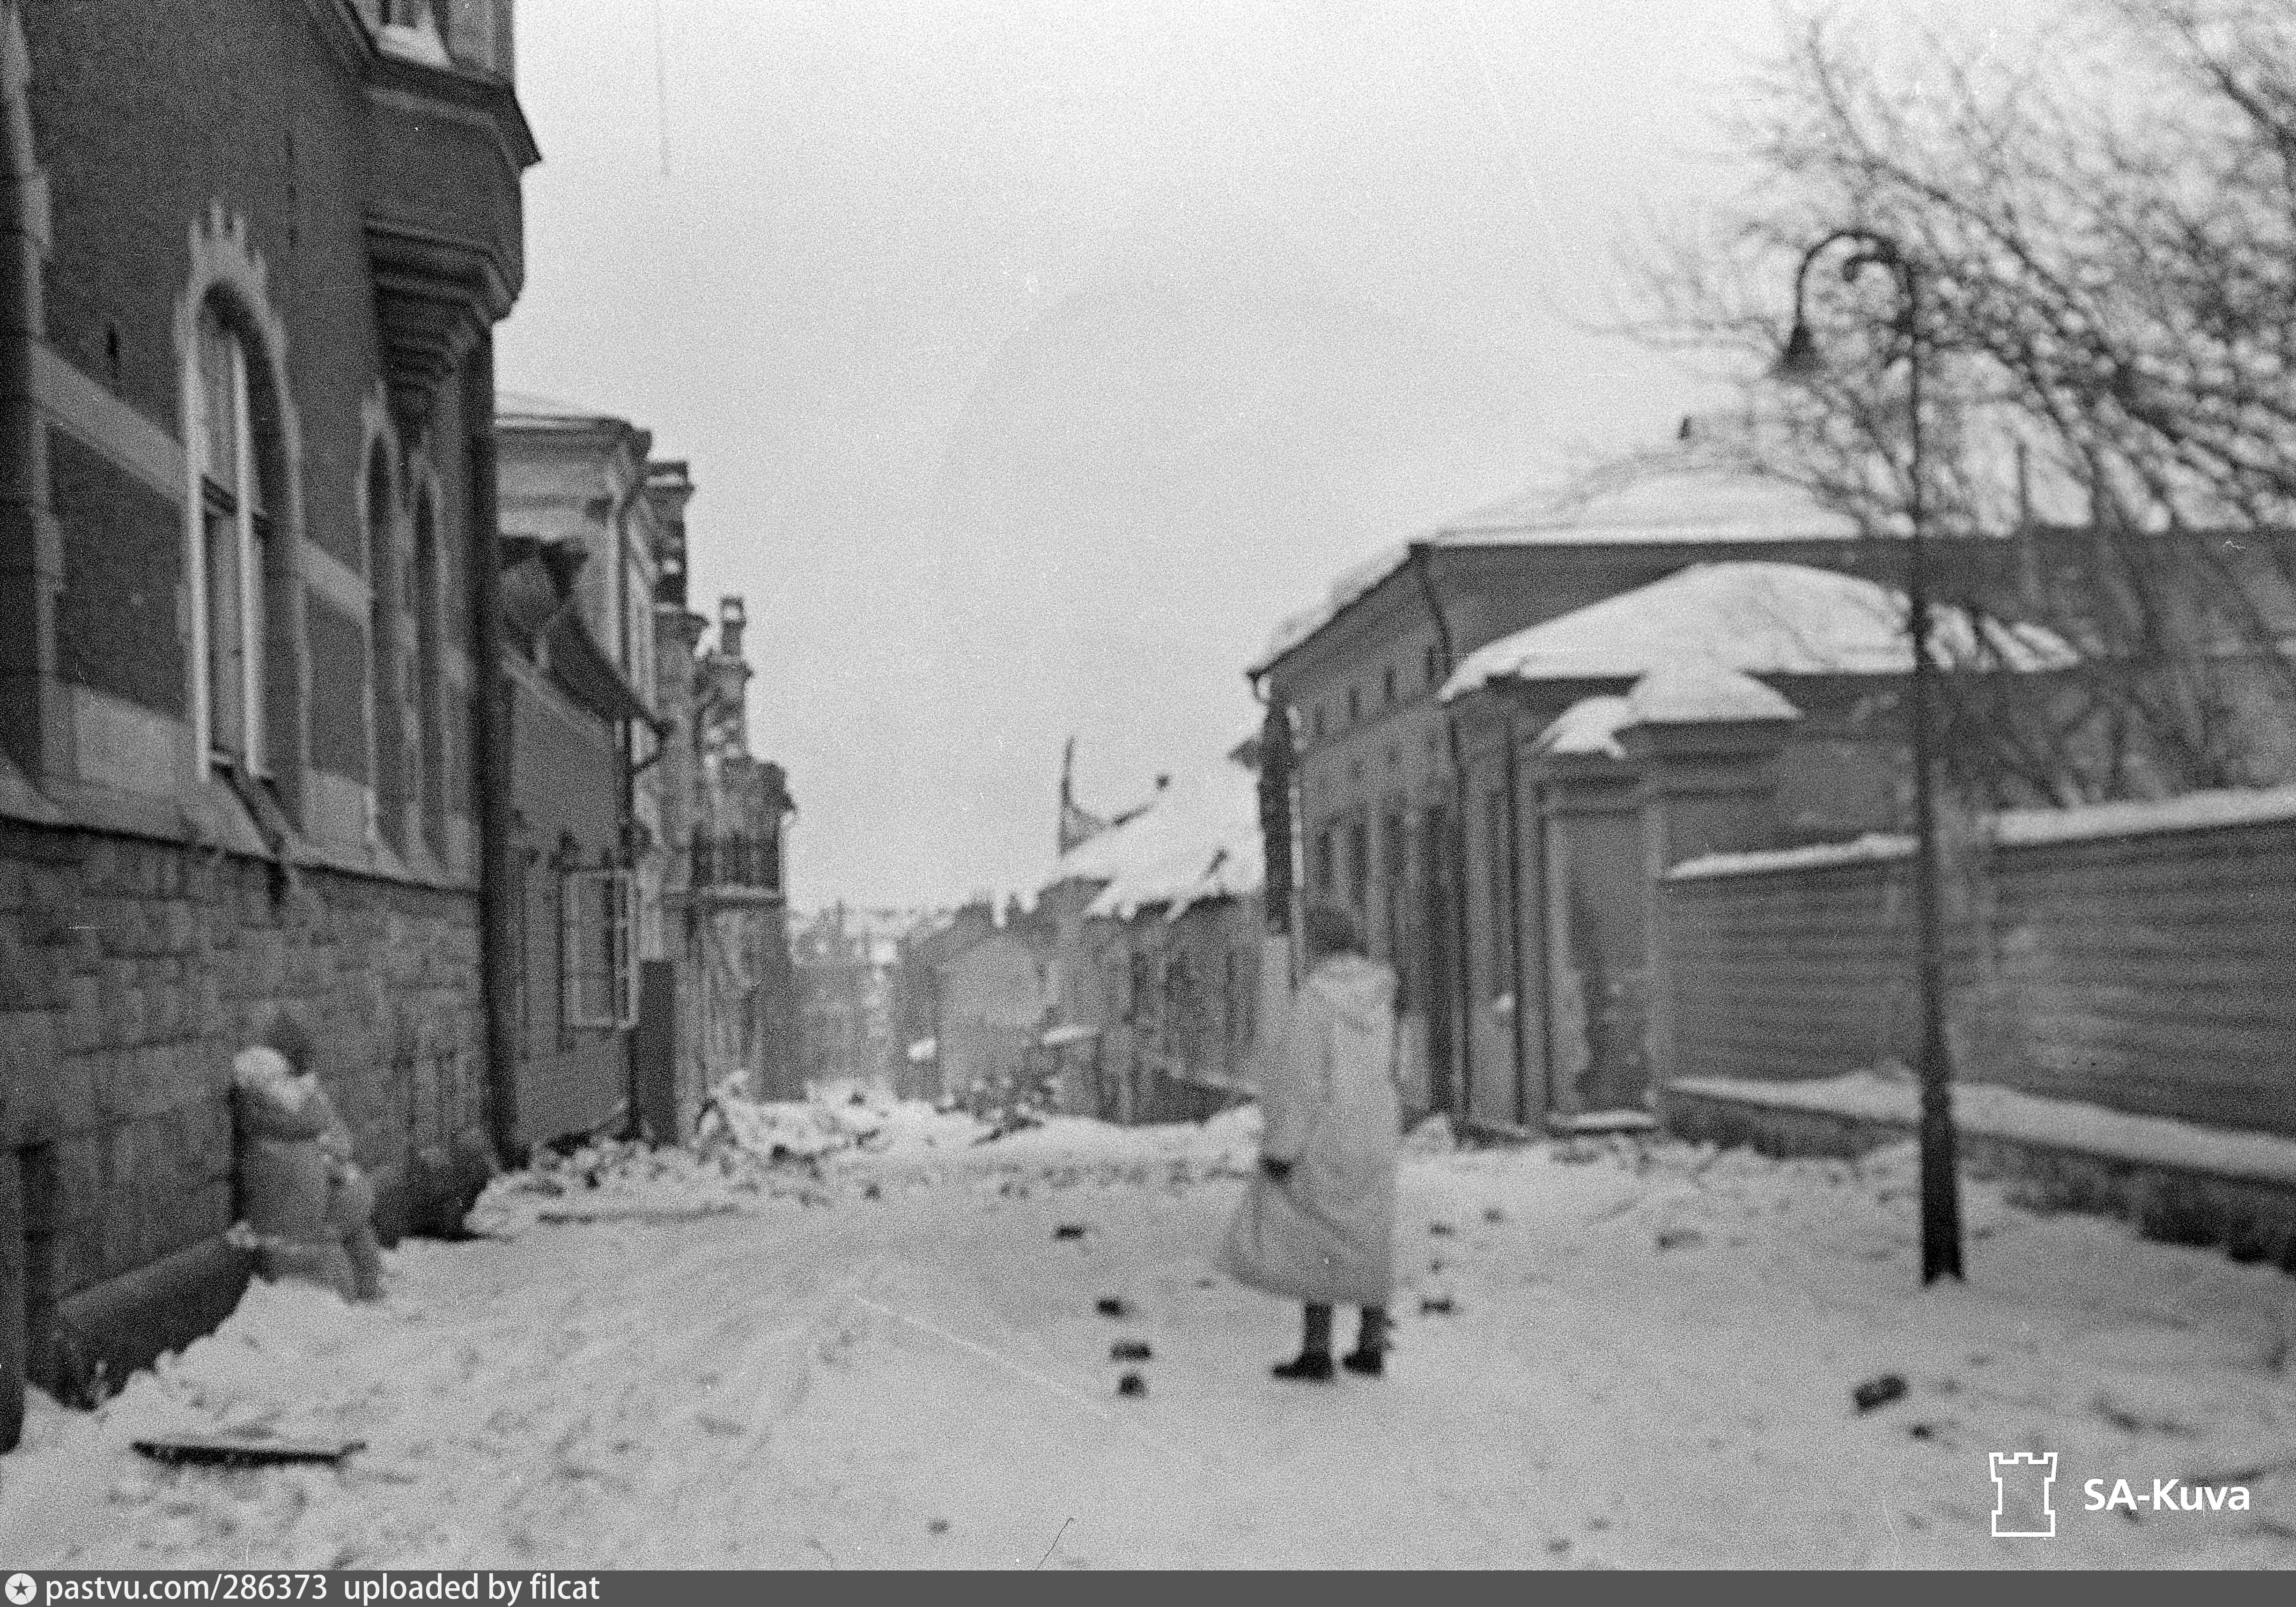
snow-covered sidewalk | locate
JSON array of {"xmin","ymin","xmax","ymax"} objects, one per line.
[{"xmin": 3, "ymin": 1099, "xmax": 2293, "ymax": 1569}]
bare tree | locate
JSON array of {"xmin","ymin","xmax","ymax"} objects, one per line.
[{"xmin": 1620, "ymin": 0, "xmax": 2296, "ymax": 806}]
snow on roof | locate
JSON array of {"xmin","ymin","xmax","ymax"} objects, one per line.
[
  {"xmin": 1625, "ymin": 660, "xmax": 1801, "ymax": 726},
  {"xmin": 1253, "ymin": 541, "xmax": 1413, "ymax": 673},
  {"xmin": 1045, "ymin": 764, "xmax": 1264, "ymax": 922},
  {"xmin": 1668, "ymin": 833, "xmax": 1916, "ymax": 882},
  {"xmin": 1665, "ymin": 785, "xmax": 2296, "ymax": 881},
  {"xmin": 1534, "ymin": 695, "xmax": 1637, "ymax": 759},
  {"xmin": 495, "ymin": 387, "xmax": 626, "ymax": 425},
  {"xmin": 1667, "ymin": 787, "xmax": 2296, "ymax": 879},
  {"xmin": 1444, "ymin": 560, "xmax": 2072, "ymax": 700},
  {"xmin": 1250, "ymin": 469, "xmax": 1868, "ymax": 675},
  {"xmin": 1443, "ymin": 465, "xmax": 1861, "ymax": 545},
  {"xmin": 1989, "ymin": 784, "xmax": 2296, "ymax": 848}
]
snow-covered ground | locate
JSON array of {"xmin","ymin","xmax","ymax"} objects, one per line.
[{"xmin": 4, "ymin": 1095, "xmax": 2294, "ymax": 1570}]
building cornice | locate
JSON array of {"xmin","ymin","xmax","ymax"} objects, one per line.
[{"xmin": 366, "ymin": 214, "xmax": 516, "ymax": 422}]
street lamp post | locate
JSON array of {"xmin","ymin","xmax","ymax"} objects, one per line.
[{"xmin": 1775, "ymin": 228, "xmax": 1965, "ymax": 1284}]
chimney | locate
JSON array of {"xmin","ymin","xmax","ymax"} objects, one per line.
[
  {"xmin": 719, "ymin": 595, "xmax": 747, "ymax": 662},
  {"xmin": 647, "ymin": 460, "xmax": 694, "ymax": 607}
]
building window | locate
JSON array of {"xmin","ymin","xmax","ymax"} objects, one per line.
[
  {"xmin": 1127, "ymin": 950, "xmax": 1151, "ymax": 1023},
  {"xmin": 1375, "ymin": 809, "xmax": 1407, "ymax": 976},
  {"xmin": 1383, "ymin": 666, "xmax": 1397, "ymax": 705},
  {"xmin": 621, "ymin": 547, "xmax": 657, "ymax": 774},
  {"xmin": 365, "ymin": 443, "xmax": 405, "ymax": 846},
  {"xmin": 411, "ymin": 483, "xmax": 446, "ymax": 850},
  {"xmin": 511, "ymin": 851, "xmax": 532, "ymax": 1059},
  {"xmin": 1163, "ymin": 955, "xmax": 1194, "ymax": 1058},
  {"xmin": 191, "ymin": 301, "xmax": 273, "ymax": 775},
  {"xmin": 1345, "ymin": 818, "xmax": 1369, "ymax": 911},
  {"xmin": 1313, "ymin": 827, "xmax": 1335, "ymax": 897},
  {"xmin": 621, "ymin": 549, "xmax": 653, "ymax": 680},
  {"xmin": 1486, "ymin": 791, "xmax": 1513, "ymax": 1001},
  {"xmin": 561, "ymin": 866, "xmax": 638, "ymax": 1031},
  {"xmin": 1222, "ymin": 949, "xmax": 1242, "ymax": 1059},
  {"xmin": 691, "ymin": 830, "xmax": 781, "ymax": 893}
]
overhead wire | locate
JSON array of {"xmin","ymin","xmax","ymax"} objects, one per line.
[{"xmin": 653, "ymin": 0, "xmax": 673, "ymax": 177}]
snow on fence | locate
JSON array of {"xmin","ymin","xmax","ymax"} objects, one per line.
[{"xmin": 1660, "ymin": 787, "xmax": 2296, "ymax": 1140}]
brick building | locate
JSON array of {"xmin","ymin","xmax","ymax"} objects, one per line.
[{"xmin": 0, "ymin": 0, "xmax": 531, "ymax": 1444}]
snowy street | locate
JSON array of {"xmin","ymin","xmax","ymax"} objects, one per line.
[{"xmin": 5, "ymin": 1099, "xmax": 2294, "ymax": 1570}]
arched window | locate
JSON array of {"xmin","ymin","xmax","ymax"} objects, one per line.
[
  {"xmin": 366, "ymin": 441, "xmax": 405, "ymax": 848},
  {"xmin": 191, "ymin": 298, "xmax": 276, "ymax": 775},
  {"xmin": 411, "ymin": 480, "xmax": 445, "ymax": 851}
]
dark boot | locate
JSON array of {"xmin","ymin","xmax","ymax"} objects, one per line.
[
  {"xmin": 1273, "ymin": 1303, "xmax": 1335, "ymax": 1381},
  {"xmin": 1341, "ymin": 1306, "xmax": 1388, "ymax": 1377}
]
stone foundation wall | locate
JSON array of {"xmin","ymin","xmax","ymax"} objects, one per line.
[
  {"xmin": 1661, "ymin": 1085, "xmax": 2296, "ymax": 1276},
  {"xmin": 0, "ymin": 817, "xmax": 494, "ymax": 1399}
]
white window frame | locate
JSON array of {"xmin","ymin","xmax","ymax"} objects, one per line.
[
  {"xmin": 561, "ymin": 866, "xmax": 638, "ymax": 1031},
  {"xmin": 188, "ymin": 307, "xmax": 269, "ymax": 779},
  {"xmin": 362, "ymin": 438, "xmax": 402, "ymax": 846},
  {"xmin": 409, "ymin": 476, "xmax": 444, "ymax": 845}
]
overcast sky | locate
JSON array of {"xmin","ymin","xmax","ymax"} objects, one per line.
[{"xmin": 496, "ymin": 0, "xmax": 2044, "ymax": 912}]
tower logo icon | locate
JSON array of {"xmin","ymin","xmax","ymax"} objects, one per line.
[{"xmin": 1989, "ymin": 1451, "xmax": 2059, "ymax": 1538}]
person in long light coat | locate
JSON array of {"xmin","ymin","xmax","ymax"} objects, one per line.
[{"xmin": 1218, "ymin": 904, "xmax": 1401, "ymax": 1381}]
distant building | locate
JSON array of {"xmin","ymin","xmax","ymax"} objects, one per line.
[
  {"xmin": 495, "ymin": 415, "xmax": 802, "ymax": 1132},
  {"xmin": 495, "ymin": 400, "xmax": 670, "ymax": 1148},
  {"xmin": 676, "ymin": 596, "xmax": 801, "ymax": 1104},
  {"xmin": 1248, "ymin": 469, "xmax": 1897, "ymax": 1123},
  {"xmin": 1034, "ymin": 752, "xmax": 1265, "ymax": 1124},
  {"xmin": 888, "ymin": 902, "xmax": 997, "ymax": 1101},
  {"xmin": 793, "ymin": 905, "xmax": 923, "ymax": 1092},
  {"xmin": 932, "ymin": 917, "xmax": 1053, "ymax": 1109}
]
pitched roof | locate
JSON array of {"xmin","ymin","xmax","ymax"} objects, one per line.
[
  {"xmin": 1250, "ymin": 468, "xmax": 1865, "ymax": 676},
  {"xmin": 1624, "ymin": 660, "xmax": 1802, "ymax": 725},
  {"xmin": 1042, "ymin": 763, "xmax": 1264, "ymax": 921},
  {"xmin": 1444, "ymin": 559, "xmax": 2072, "ymax": 700},
  {"xmin": 1533, "ymin": 695, "xmax": 1636, "ymax": 759},
  {"xmin": 1442, "ymin": 466, "xmax": 1860, "ymax": 545}
]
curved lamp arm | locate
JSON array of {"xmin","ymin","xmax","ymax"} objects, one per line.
[{"xmin": 1775, "ymin": 227, "xmax": 1915, "ymax": 380}]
